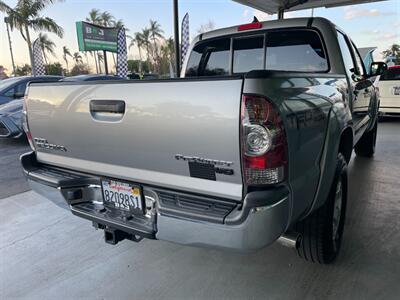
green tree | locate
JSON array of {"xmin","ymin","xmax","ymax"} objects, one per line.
[
  {"xmin": 127, "ymin": 59, "xmax": 149, "ymax": 74},
  {"xmin": 141, "ymin": 28, "xmax": 152, "ymax": 65},
  {"xmin": 382, "ymin": 44, "xmax": 400, "ymax": 64},
  {"xmin": 70, "ymin": 63, "xmax": 90, "ymax": 76},
  {"xmin": 86, "ymin": 9, "xmax": 102, "ymax": 73},
  {"xmin": 129, "ymin": 32, "xmax": 145, "ymax": 72},
  {"xmin": 0, "ymin": 0, "xmax": 64, "ymax": 74},
  {"xmin": 160, "ymin": 37, "xmax": 175, "ymax": 76},
  {"xmin": 38, "ymin": 33, "xmax": 55, "ymax": 66},
  {"xmin": 62, "ymin": 46, "xmax": 72, "ymax": 71},
  {"xmin": 73, "ymin": 52, "xmax": 83, "ymax": 65},
  {"xmin": 15, "ymin": 64, "xmax": 32, "ymax": 76},
  {"xmin": 100, "ymin": 11, "xmax": 114, "ymax": 26},
  {"xmin": 149, "ymin": 20, "xmax": 164, "ymax": 71},
  {"xmin": 86, "ymin": 8, "xmax": 101, "ymax": 24},
  {"xmin": 46, "ymin": 62, "xmax": 63, "ymax": 75}
]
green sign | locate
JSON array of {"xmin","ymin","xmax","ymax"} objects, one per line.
[{"xmin": 76, "ymin": 21, "xmax": 118, "ymax": 52}]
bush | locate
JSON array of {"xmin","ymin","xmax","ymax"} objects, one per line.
[
  {"xmin": 15, "ymin": 64, "xmax": 32, "ymax": 76},
  {"xmin": 46, "ymin": 62, "xmax": 64, "ymax": 75},
  {"xmin": 127, "ymin": 60, "xmax": 150, "ymax": 74},
  {"xmin": 70, "ymin": 64, "xmax": 90, "ymax": 76}
]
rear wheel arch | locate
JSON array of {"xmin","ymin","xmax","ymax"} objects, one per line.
[{"xmin": 338, "ymin": 127, "xmax": 353, "ymax": 163}]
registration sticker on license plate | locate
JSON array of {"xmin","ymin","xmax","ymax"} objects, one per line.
[
  {"xmin": 101, "ymin": 179, "xmax": 142, "ymax": 211},
  {"xmin": 393, "ymin": 87, "xmax": 400, "ymax": 96}
]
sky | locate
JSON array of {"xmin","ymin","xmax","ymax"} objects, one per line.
[{"xmin": 0, "ymin": 0, "xmax": 399, "ymax": 73}]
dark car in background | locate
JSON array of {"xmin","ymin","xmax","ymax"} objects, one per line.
[
  {"xmin": 0, "ymin": 76, "xmax": 64, "ymax": 106},
  {"xmin": 59, "ymin": 74, "xmax": 125, "ymax": 82},
  {"xmin": 0, "ymin": 74, "xmax": 125, "ymax": 139},
  {"xmin": 0, "ymin": 76, "xmax": 63, "ymax": 139}
]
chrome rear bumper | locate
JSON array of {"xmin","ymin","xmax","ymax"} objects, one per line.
[{"xmin": 21, "ymin": 151, "xmax": 290, "ymax": 252}]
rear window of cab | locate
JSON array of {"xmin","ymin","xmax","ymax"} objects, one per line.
[
  {"xmin": 185, "ymin": 29, "xmax": 328, "ymax": 77},
  {"xmin": 381, "ymin": 67, "xmax": 400, "ymax": 81}
]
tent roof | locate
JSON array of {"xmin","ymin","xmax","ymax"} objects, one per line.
[{"xmin": 233, "ymin": 0, "xmax": 387, "ymax": 14}]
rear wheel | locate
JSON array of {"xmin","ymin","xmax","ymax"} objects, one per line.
[
  {"xmin": 355, "ymin": 121, "xmax": 377, "ymax": 157},
  {"xmin": 295, "ymin": 154, "xmax": 348, "ymax": 264}
]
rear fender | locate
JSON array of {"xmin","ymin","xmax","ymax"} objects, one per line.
[{"xmin": 305, "ymin": 101, "xmax": 353, "ymax": 216}]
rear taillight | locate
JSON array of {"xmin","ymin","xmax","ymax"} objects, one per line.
[
  {"xmin": 241, "ymin": 95, "xmax": 287, "ymax": 185},
  {"xmin": 23, "ymin": 94, "xmax": 35, "ymax": 150}
]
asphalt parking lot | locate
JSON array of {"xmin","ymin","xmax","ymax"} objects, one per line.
[{"xmin": 0, "ymin": 119, "xmax": 399, "ymax": 300}]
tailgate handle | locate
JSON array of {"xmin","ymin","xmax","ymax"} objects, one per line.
[{"xmin": 90, "ymin": 100, "xmax": 125, "ymax": 114}]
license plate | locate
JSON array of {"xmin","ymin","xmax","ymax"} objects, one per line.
[
  {"xmin": 394, "ymin": 87, "xmax": 400, "ymax": 95},
  {"xmin": 101, "ymin": 179, "xmax": 142, "ymax": 211}
]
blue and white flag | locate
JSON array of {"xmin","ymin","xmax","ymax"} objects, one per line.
[
  {"xmin": 181, "ymin": 13, "xmax": 190, "ymax": 65},
  {"xmin": 116, "ymin": 27, "xmax": 128, "ymax": 78},
  {"xmin": 32, "ymin": 38, "xmax": 46, "ymax": 76}
]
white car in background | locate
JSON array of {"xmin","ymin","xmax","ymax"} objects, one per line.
[{"xmin": 379, "ymin": 66, "xmax": 400, "ymax": 116}]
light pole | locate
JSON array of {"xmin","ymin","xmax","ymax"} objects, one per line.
[
  {"xmin": 4, "ymin": 17, "xmax": 16, "ymax": 76},
  {"xmin": 173, "ymin": 0, "xmax": 180, "ymax": 76}
]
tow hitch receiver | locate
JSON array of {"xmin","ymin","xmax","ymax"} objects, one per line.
[{"xmin": 103, "ymin": 227, "xmax": 144, "ymax": 245}]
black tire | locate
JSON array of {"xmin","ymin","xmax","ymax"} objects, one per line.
[
  {"xmin": 295, "ymin": 154, "xmax": 348, "ymax": 264},
  {"xmin": 354, "ymin": 121, "xmax": 377, "ymax": 157}
]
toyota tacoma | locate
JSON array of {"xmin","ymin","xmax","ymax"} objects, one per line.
[{"xmin": 21, "ymin": 17, "xmax": 384, "ymax": 264}]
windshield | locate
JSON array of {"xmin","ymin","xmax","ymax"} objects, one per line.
[
  {"xmin": 0, "ymin": 77, "xmax": 23, "ymax": 93},
  {"xmin": 381, "ymin": 67, "xmax": 400, "ymax": 81}
]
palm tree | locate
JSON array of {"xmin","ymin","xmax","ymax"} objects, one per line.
[
  {"xmin": 141, "ymin": 28, "xmax": 152, "ymax": 65},
  {"xmin": 100, "ymin": 11, "xmax": 114, "ymax": 27},
  {"xmin": 97, "ymin": 52, "xmax": 103, "ymax": 73},
  {"xmin": 0, "ymin": 0, "xmax": 64, "ymax": 74},
  {"xmin": 382, "ymin": 44, "xmax": 400, "ymax": 60},
  {"xmin": 62, "ymin": 46, "xmax": 72, "ymax": 71},
  {"xmin": 129, "ymin": 32, "xmax": 144, "ymax": 72},
  {"xmin": 86, "ymin": 9, "xmax": 102, "ymax": 73},
  {"xmin": 149, "ymin": 20, "xmax": 164, "ymax": 70},
  {"xmin": 86, "ymin": 8, "xmax": 101, "ymax": 25},
  {"xmin": 38, "ymin": 33, "xmax": 55, "ymax": 66},
  {"xmin": 73, "ymin": 52, "xmax": 83, "ymax": 65}
]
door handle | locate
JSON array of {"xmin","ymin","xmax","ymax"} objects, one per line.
[{"xmin": 90, "ymin": 100, "xmax": 125, "ymax": 114}]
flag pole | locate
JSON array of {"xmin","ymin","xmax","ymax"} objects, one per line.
[{"xmin": 173, "ymin": 0, "xmax": 180, "ymax": 76}]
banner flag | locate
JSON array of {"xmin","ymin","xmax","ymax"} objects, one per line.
[
  {"xmin": 116, "ymin": 27, "xmax": 128, "ymax": 78},
  {"xmin": 32, "ymin": 38, "xmax": 46, "ymax": 76},
  {"xmin": 181, "ymin": 13, "xmax": 190, "ymax": 65}
]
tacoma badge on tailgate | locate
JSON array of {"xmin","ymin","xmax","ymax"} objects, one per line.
[
  {"xmin": 175, "ymin": 154, "xmax": 234, "ymax": 180},
  {"xmin": 34, "ymin": 138, "xmax": 67, "ymax": 152}
]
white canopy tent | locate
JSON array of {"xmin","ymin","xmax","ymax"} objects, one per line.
[
  {"xmin": 232, "ymin": 0, "xmax": 387, "ymax": 15},
  {"xmin": 172, "ymin": 0, "xmax": 387, "ymax": 73}
]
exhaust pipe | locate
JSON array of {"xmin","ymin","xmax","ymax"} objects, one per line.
[{"xmin": 277, "ymin": 232, "xmax": 301, "ymax": 249}]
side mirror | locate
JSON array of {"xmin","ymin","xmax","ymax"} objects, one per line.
[
  {"xmin": 14, "ymin": 92, "xmax": 25, "ymax": 99},
  {"xmin": 369, "ymin": 62, "xmax": 387, "ymax": 77}
]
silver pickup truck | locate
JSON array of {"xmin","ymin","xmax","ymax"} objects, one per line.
[{"xmin": 21, "ymin": 17, "xmax": 384, "ymax": 264}]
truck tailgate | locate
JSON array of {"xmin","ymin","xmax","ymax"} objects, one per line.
[{"xmin": 27, "ymin": 79, "xmax": 244, "ymax": 200}]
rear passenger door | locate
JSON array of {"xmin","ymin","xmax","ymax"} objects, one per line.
[{"xmin": 337, "ymin": 32, "xmax": 374, "ymax": 139}]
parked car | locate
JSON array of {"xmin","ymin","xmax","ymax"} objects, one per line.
[
  {"xmin": 60, "ymin": 74, "xmax": 125, "ymax": 82},
  {"xmin": 0, "ymin": 76, "xmax": 63, "ymax": 106},
  {"xmin": 379, "ymin": 65, "xmax": 400, "ymax": 116},
  {"xmin": 0, "ymin": 76, "xmax": 63, "ymax": 138},
  {"xmin": 21, "ymin": 17, "xmax": 384, "ymax": 264},
  {"xmin": 127, "ymin": 73, "xmax": 141, "ymax": 80}
]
